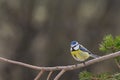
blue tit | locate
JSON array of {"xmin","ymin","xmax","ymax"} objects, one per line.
[{"xmin": 70, "ymin": 41, "xmax": 98, "ymax": 62}]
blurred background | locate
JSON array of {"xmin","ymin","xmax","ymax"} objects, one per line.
[{"xmin": 0, "ymin": 0, "xmax": 120, "ymax": 80}]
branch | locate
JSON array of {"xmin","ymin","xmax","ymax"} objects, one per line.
[
  {"xmin": 0, "ymin": 51, "xmax": 120, "ymax": 71},
  {"xmin": 116, "ymin": 63, "xmax": 120, "ymax": 68},
  {"xmin": 47, "ymin": 71, "xmax": 53, "ymax": 80},
  {"xmin": 34, "ymin": 70, "xmax": 45, "ymax": 80},
  {"xmin": 0, "ymin": 51, "xmax": 120, "ymax": 80},
  {"xmin": 115, "ymin": 60, "xmax": 120, "ymax": 68},
  {"xmin": 54, "ymin": 69, "xmax": 66, "ymax": 80}
]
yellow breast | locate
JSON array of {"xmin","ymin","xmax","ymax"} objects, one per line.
[{"xmin": 71, "ymin": 50, "xmax": 90, "ymax": 61}]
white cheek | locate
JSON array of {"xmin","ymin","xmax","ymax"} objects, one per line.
[{"xmin": 74, "ymin": 45, "xmax": 79, "ymax": 50}]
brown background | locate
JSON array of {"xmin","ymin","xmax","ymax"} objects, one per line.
[{"xmin": 0, "ymin": 0, "xmax": 119, "ymax": 80}]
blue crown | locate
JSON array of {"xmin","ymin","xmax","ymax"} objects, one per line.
[{"xmin": 71, "ymin": 41, "xmax": 78, "ymax": 47}]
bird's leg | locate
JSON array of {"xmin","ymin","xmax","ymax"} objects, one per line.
[
  {"xmin": 82, "ymin": 61, "xmax": 86, "ymax": 66},
  {"xmin": 82, "ymin": 61, "xmax": 87, "ymax": 71}
]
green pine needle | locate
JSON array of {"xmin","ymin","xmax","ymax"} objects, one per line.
[
  {"xmin": 99, "ymin": 34, "xmax": 120, "ymax": 69},
  {"xmin": 79, "ymin": 71, "xmax": 120, "ymax": 80}
]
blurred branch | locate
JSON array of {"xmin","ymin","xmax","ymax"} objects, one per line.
[
  {"xmin": 34, "ymin": 70, "xmax": 45, "ymax": 80},
  {"xmin": 0, "ymin": 51, "xmax": 120, "ymax": 80},
  {"xmin": 115, "ymin": 60, "xmax": 120, "ymax": 68},
  {"xmin": 47, "ymin": 71, "xmax": 53, "ymax": 80},
  {"xmin": 54, "ymin": 69, "xmax": 66, "ymax": 80}
]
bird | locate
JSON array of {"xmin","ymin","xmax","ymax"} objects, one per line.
[{"xmin": 70, "ymin": 41, "xmax": 98, "ymax": 63}]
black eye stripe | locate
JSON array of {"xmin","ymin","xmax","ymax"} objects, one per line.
[
  {"xmin": 72, "ymin": 47, "xmax": 75, "ymax": 51},
  {"xmin": 72, "ymin": 44, "xmax": 79, "ymax": 51},
  {"xmin": 72, "ymin": 44, "xmax": 79, "ymax": 48}
]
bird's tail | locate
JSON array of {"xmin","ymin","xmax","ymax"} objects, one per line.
[{"xmin": 90, "ymin": 53, "xmax": 99, "ymax": 58}]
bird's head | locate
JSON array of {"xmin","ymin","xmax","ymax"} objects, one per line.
[{"xmin": 70, "ymin": 41, "xmax": 79, "ymax": 51}]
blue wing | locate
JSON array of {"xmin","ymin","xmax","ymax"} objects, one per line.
[
  {"xmin": 79, "ymin": 45, "xmax": 90, "ymax": 53},
  {"xmin": 79, "ymin": 44, "xmax": 99, "ymax": 58}
]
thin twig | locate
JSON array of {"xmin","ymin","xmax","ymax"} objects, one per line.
[
  {"xmin": 34, "ymin": 70, "xmax": 44, "ymax": 80},
  {"xmin": 115, "ymin": 60, "xmax": 120, "ymax": 68},
  {"xmin": 116, "ymin": 63, "xmax": 120, "ymax": 68},
  {"xmin": 0, "ymin": 57, "xmax": 42, "ymax": 70},
  {"xmin": 47, "ymin": 71, "xmax": 53, "ymax": 80},
  {"xmin": 54, "ymin": 69, "xmax": 66, "ymax": 80}
]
